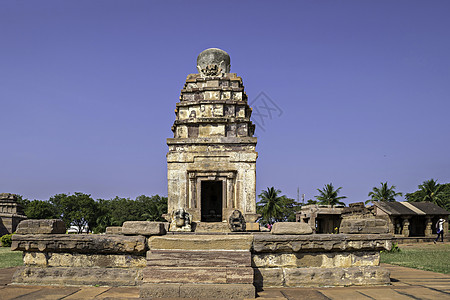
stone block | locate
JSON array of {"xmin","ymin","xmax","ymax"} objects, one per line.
[
  {"xmin": 139, "ymin": 283, "xmax": 181, "ymax": 299},
  {"xmin": 149, "ymin": 234, "xmax": 253, "ymax": 251},
  {"xmin": 254, "ymin": 267, "xmax": 284, "ymax": 289},
  {"xmin": 252, "ymin": 234, "xmax": 392, "ymax": 253},
  {"xmin": 11, "ymin": 234, "xmax": 146, "ymax": 254},
  {"xmin": 140, "ymin": 283, "xmax": 255, "ymax": 299},
  {"xmin": 105, "ymin": 226, "xmax": 122, "ymax": 234},
  {"xmin": 121, "ymin": 221, "xmax": 166, "ymax": 236},
  {"xmin": 179, "ymin": 283, "xmax": 255, "ymax": 299},
  {"xmin": 340, "ymin": 218, "xmax": 389, "ymax": 234},
  {"xmin": 246, "ymin": 222, "xmax": 260, "ymax": 231},
  {"xmin": 271, "ymin": 222, "xmax": 313, "ymax": 235},
  {"xmin": 15, "ymin": 219, "xmax": 66, "ymax": 234},
  {"xmin": 147, "ymin": 250, "xmax": 251, "ymax": 267},
  {"xmin": 23, "ymin": 252, "xmax": 146, "ymax": 268},
  {"xmin": 12, "ymin": 266, "xmax": 143, "ymax": 286},
  {"xmin": 283, "ymin": 266, "xmax": 390, "ymax": 287},
  {"xmin": 143, "ymin": 267, "xmax": 253, "ymax": 284}
]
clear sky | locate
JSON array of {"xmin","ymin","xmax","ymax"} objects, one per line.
[{"xmin": 1, "ymin": 1, "xmax": 449, "ymax": 204}]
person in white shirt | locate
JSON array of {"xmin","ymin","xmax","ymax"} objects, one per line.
[{"xmin": 434, "ymin": 218, "xmax": 446, "ymax": 243}]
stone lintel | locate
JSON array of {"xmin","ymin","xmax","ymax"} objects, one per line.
[
  {"xmin": 11, "ymin": 234, "xmax": 147, "ymax": 254},
  {"xmin": 252, "ymin": 234, "xmax": 393, "ymax": 253}
]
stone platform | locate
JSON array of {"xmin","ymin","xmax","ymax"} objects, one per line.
[{"xmin": 10, "ymin": 220, "xmax": 393, "ymax": 299}]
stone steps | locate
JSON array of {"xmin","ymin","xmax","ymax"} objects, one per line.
[{"xmin": 141, "ymin": 234, "xmax": 256, "ymax": 299}]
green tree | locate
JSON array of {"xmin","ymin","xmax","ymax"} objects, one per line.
[
  {"xmin": 406, "ymin": 179, "xmax": 450, "ymax": 211},
  {"xmin": 24, "ymin": 200, "xmax": 58, "ymax": 219},
  {"xmin": 138, "ymin": 195, "xmax": 168, "ymax": 222},
  {"xmin": 257, "ymin": 187, "xmax": 284, "ymax": 225},
  {"xmin": 50, "ymin": 192, "xmax": 98, "ymax": 233},
  {"xmin": 306, "ymin": 199, "xmax": 318, "ymax": 205},
  {"xmin": 366, "ymin": 182, "xmax": 402, "ymax": 205},
  {"xmin": 315, "ymin": 183, "xmax": 346, "ymax": 206}
]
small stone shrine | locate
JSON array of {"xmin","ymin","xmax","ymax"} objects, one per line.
[
  {"xmin": 166, "ymin": 48, "xmax": 259, "ymax": 225},
  {"xmin": 0, "ymin": 193, "xmax": 27, "ymax": 236}
]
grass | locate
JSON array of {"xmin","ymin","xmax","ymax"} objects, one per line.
[
  {"xmin": 0, "ymin": 247, "xmax": 23, "ymax": 269},
  {"xmin": 381, "ymin": 243, "xmax": 450, "ymax": 274}
]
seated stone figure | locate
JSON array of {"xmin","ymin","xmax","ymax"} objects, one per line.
[
  {"xmin": 228, "ymin": 210, "xmax": 246, "ymax": 232},
  {"xmin": 169, "ymin": 208, "xmax": 192, "ymax": 232}
]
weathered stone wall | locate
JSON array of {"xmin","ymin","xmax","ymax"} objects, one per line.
[
  {"xmin": 12, "ymin": 220, "xmax": 164, "ymax": 287},
  {"xmin": 252, "ymin": 234, "xmax": 392, "ymax": 289}
]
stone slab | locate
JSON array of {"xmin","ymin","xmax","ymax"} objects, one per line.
[
  {"xmin": 11, "ymin": 234, "xmax": 147, "ymax": 254},
  {"xmin": 15, "ymin": 219, "xmax": 66, "ymax": 234},
  {"xmin": 147, "ymin": 249, "xmax": 251, "ymax": 267},
  {"xmin": 143, "ymin": 266, "xmax": 253, "ymax": 284},
  {"xmin": 105, "ymin": 226, "xmax": 123, "ymax": 234},
  {"xmin": 149, "ymin": 234, "xmax": 253, "ymax": 251},
  {"xmin": 12, "ymin": 266, "xmax": 143, "ymax": 286},
  {"xmin": 140, "ymin": 283, "xmax": 255, "ymax": 299},
  {"xmin": 245, "ymin": 222, "xmax": 260, "ymax": 231},
  {"xmin": 254, "ymin": 266, "xmax": 390, "ymax": 288},
  {"xmin": 271, "ymin": 222, "xmax": 313, "ymax": 235},
  {"xmin": 340, "ymin": 218, "xmax": 389, "ymax": 234},
  {"xmin": 252, "ymin": 251, "xmax": 379, "ymax": 268},
  {"xmin": 252, "ymin": 233, "xmax": 392, "ymax": 253},
  {"xmin": 23, "ymin": 252, "xmax": 146, "ymax": 268},
  {"xmin": 122, "ymin": 221, "xmax": 166, "ymax": 236}
]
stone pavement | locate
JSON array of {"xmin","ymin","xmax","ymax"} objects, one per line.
[{"xmin": 1, "ymin": 264, "xmax": 449, "ymax": 299}]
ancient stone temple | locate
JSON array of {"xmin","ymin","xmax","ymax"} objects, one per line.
[
  {"xmin": 0, "ymin": 193, "xmax": 27, "ymax": 236},
  {"xmin": 166, "ymin": 48, "xmax": 259, "ymax": 224}
]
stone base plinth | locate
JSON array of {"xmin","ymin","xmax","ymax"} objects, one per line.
[
  {"xmin": 254, "ymin": 266, "xmax": 390, "ymax": 289},
  {"xmin": 13, "ymin": 266, "xmax": 143, "ymax": 286}
]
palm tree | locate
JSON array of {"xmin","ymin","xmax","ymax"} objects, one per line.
[
  {"xmin": 417, "ymin": 179, "xmax": 444, "ymax": 207},
  {"xmin": 257, "ymin": 187, "xmax": 284, "ymax": 224},
  {"xmin": 366, "ymin": 182, "xmax": 402, "ymax": 204},
  {"xmin": 315, "ymin": 183, "xmax": 346, "ymax": 206}
]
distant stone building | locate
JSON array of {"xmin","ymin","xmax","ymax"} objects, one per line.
[
  {"xmin": 296, "ymin": 201, "xmax": 449, "ymax": 237},
  {"xmin": 166, "ymin": 48, "xmax": 259, "ymax": 224},
  {"xmin": 0, "ymin": 193, "xmax": 27, "ymax": 236},
  {"xmin": 296, "ymin": 204, "xmax": 344, "ymax": 233},
  {"xmin": 373, "ymin": 201, "xmax": 449, "ymax": 237}
]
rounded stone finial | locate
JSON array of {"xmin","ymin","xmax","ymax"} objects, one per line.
[{"xmin": 197, "ymin": 48, "xmax": 231, "ymax": 75}]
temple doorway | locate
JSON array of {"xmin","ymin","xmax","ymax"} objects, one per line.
[{"xmin": 201, "ymin": 180, "xmax": 223, "ymax": 222}]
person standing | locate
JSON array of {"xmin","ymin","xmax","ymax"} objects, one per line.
[{"xmin": 434, "ymin": 218, "xmax": 446, "ymax": 243}]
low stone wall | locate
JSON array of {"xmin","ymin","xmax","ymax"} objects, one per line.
[
  {"xmin": 11, "ymin": 220, "xmax": 164, "ymax": 287},
  {"xmin": 252, "ymin": 234, "xmax": 392, "ymax": 289}
]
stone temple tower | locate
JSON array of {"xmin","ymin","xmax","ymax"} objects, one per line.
[{"xmin": 167, "ymin": 48, "xmax": 258, "ymax": 224}]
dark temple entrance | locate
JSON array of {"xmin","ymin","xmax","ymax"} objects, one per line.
[{"xmin": 201, "ymin": 181, "xmax": 223, "ymax": 222}]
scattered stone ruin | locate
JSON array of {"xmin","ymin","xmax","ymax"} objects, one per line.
[{"xmin": 0, "ymin": 193, "xmax": 27, "ymax": 236}]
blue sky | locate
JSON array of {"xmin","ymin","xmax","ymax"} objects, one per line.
[{"xmin": 1, "ymin": 1, "xmax": 449, "ymax": 204}]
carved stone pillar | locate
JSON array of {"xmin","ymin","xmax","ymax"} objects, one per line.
[
  {"xmin": 402, "ymin": 217, "xmax": 410, "ymax": 237},
  {"xmin": 425, "ymin": 217, "xmax": 433, "ymax": 237}
]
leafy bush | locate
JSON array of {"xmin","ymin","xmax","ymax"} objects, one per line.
[{"xmin": 1, "ymin": 234, "xmax": 13, "ymax": 247}]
